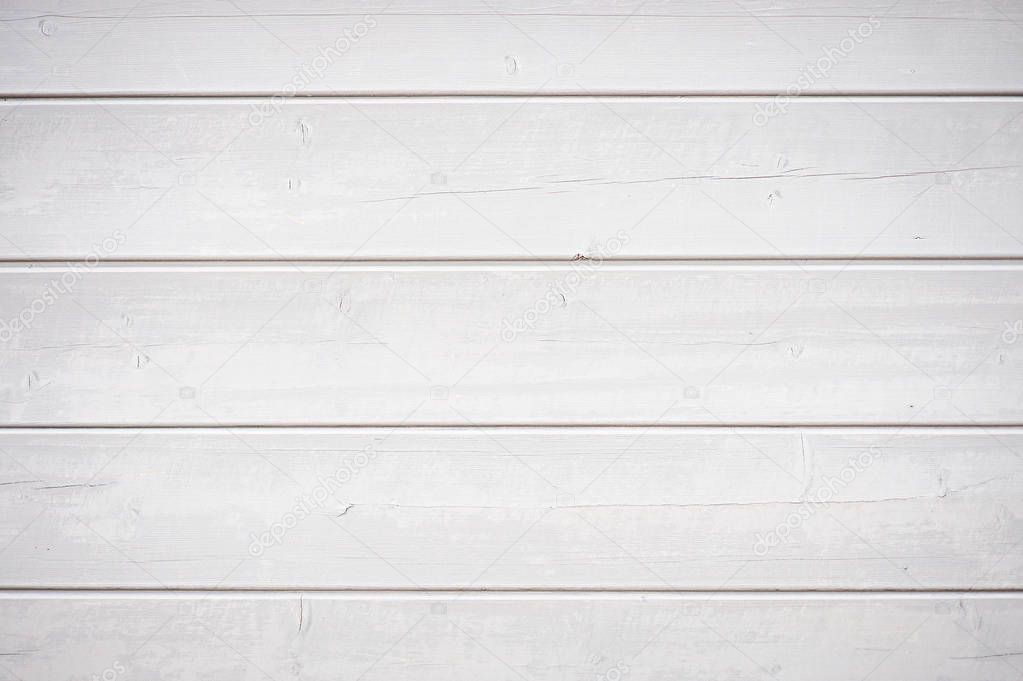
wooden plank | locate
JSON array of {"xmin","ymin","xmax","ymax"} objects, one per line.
[
  {"xmin": 3, "ymin": 1, "xmax": 1023, "ymax": 95},
  {"xmin": 1, "ymin": 593, "xmax": 1021, "ymax": 680},
  {"xmin": 2, "ymin": 97, "xmax": 1022, "ymax": 260},
  {"xmin": 0, "ymin": 428, "xmax": 1021, "ymax": 589},
  {"xmin": 0, "ymin": 262, "xmax": 1020, "ymax": 426}
]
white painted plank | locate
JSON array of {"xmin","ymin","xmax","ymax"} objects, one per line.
[
  {"xmin": 0, "ymin": 262, "xmax": 1020, "ymax": 426},
  {"xmin": 1, "ymin": 593, "xmax": 1021, "ymax": 681},
  {"xmin": 2, "ymin": 97, "xmax": 1022, "ymax": 259},
  {"xmin": 0, "ymin": 428, "xmax": 1020, "ymax": 589},
  {"xmin": 2, "ymin": 1, "xmax": 1023, "ymax": 95}
]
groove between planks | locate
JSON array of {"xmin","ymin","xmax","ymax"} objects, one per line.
[
  {"xmin": 3, "ymin": 260, "xmax": 1023, "ymax": 270},
  {"xmin": 1, "ymin": 590, "xmax": 1021, "ymax": 599},
  {"xmin": 5, "ymin": 257, "xmax": 1023, "ymax": 264},
  {"xmin": 6, "ymin": 94, "xmax": 1023, "ymax": 101},
  {"xmin": 6, "ymin": 422, "xmax": 1023, "ymax": 429},
  {"xmin": 8, "ymin": 91, "xmax": 1023, "ymax": 98}
]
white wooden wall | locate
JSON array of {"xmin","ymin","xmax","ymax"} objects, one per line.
[{"xmin": 1, "ymin": 2, "xmax": 1022, "ymax": 679}]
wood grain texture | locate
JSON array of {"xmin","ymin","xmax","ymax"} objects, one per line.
[
  {"xmin": 3, "ymin": 0, "xmax": 1023, "ymax": 677},
  {"xmin": 2, "ymin": 97, "xmax": 1022, "ymax": 260},
  {"xmin": 0, "ymin": 428, "xmax": 1020, "ymax": 589},
  {"xmin": 2, "ymin": 1, "xmax": 1023, "ymax": 95},
  {"xmin": 1, "ymin": 593, "xmax": 1021, "ymax": 681},
  {"xmin": 0, "ymin": 262, "xmax": 1019, "ymax": 426}
]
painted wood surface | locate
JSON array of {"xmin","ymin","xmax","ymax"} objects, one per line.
[
  {"xmin": 2, "ymin": 1, "xmax": 1023, "ymax": 95},
  {"xmin": 1, "ymin": 97, "xmax": 1022, "ymax": 260},
  {"xmin": 0, "ymin": 262, "xmax": 1019, "ymax": 426},
  {"xmin": 0, "ymin": 428, "xmax": 1020, "ymax": 589},
  {"xmin": 2, "ymin": 2, "xmax": 1022, "ymax": 677},
  {"xmin": 1, "ymin": 593, "xmax": 1021, "ymax": 681}
]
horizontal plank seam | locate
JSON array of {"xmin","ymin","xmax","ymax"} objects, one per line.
[
  {"xmin": 0, "ymin": 589, "xmax": 1020, "ymax": 600},
  {"xmin": 2, "ymin": 11, "xmax": 1019, "ymax": 19},
  {"xmin": 7, "ymin": 256, "xmax": 1023, "ymax": 265},
  {"xmin": 4, "ymin": 423, "xmax": 1023, "ymax": 430},
  {"xmin": 5, "ymin": 92, "xmax": 1023, "ymax": 99},
  {"xmin": 3, "ymin": 260, "xmax": 1023, "ymax": 272},
  {"xmin": 6, "ymin": 422, "xmax": 1023, "ymax": 429}
]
